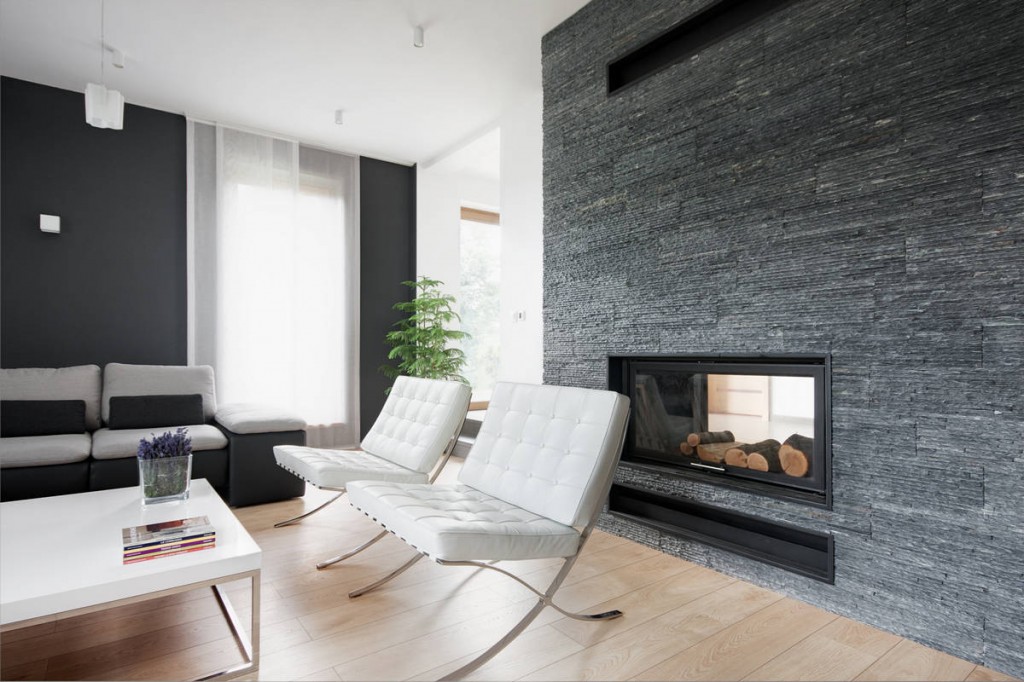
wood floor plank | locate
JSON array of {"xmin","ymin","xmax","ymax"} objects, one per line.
[
  {"xmin": 44, "ymin": 612, "xmax": 235, "ymax": 680},
  {"xmin": 745, "ymin": 616, "xmax": 902, "ymax": 681},
  {"xmin": 411, "ymin": 624, "xmax": 585, "ymax": 681},
  {"xmin": 522, "ymin": 581, "xmax": 780, "ymax": 682},
  {"xmin": 550, "ymin": 565, "xmax": 735, "ymax": 647},
  {"xmin": 257, "ymin": 581, "xmax": 518, "ymax": 680},
  {"xmin": 631, "ymin": 596, "xmax": 837, "ymax": 681},
  {"xmin": 854, "ymin": 639, "xmax": 979, "ymax": 682},
  {"xmin": 967, "ymin": 665, "xmax": 1024, "ymax": 682},
  {"xmin": 2, "ymin": 590, "xmax": 226, "ymax": 668},
  {"xmin": 330, "ymin": 595, "xmax": 565, "ymax": 681}
]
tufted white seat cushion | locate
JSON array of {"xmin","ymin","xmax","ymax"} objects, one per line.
[
  {"xmin": 274, "ymin": 376, "xmax": 471, "ymax": 490},
  {"xmin": 274, "ymin": 446, "xmax": 429, "ymax": 489},
  {"xmin": 348, "ymin": 382, "xmax": 629, "ymax": 562},
  {"xmin": 346, "ymin": 481, "xmax": 581, "ymax": 561}
]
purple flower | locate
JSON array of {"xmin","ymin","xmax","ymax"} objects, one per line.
[{"xmin": 137, "ymin": 427, "xmax": 193, "ymax": 460}]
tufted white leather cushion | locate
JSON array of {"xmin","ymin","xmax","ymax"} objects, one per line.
[
  {"xmin": 458, "ymin": 383, "xmax": 630, "ymax": 528},
  {"xmin": 91, "ymin": 424, "xmax": 227, "ymax": 460},
  {"xmin": 274, "ymin": 445, "xmax": 429, "ymax": 489},
  {"xmin": 347, "ymin": 481, "xmax": 581, "ymax": 561},
  {"xmin": 102, "ymin": 363, "xmax": 218, "ymax": 424},
  {"xmin": 360, "ymin": 376, "xmax": 471, "ymax": 473}
]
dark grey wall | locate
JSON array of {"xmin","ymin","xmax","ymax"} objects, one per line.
[
  {"xmin": 359, "ymin": 157, "xmax": 416, "ymax": 437},
  {"xmin": 543, "ymin": 0, "xmax": 1023, "ymax": 676},
  {"xmin": 2, "ymin": 79, "xmax": 419, "ymax": 428},
  {"xmin": 1, "ymin": 77, "xmax": 187, "ymax": 367}
]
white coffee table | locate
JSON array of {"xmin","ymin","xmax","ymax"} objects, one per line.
[{"xmin": 0, "ymin": 478, "xmax": 261, "ymax": 680}]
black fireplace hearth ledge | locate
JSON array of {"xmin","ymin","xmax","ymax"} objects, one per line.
[{"xmin": 607, "ymin": 482, "xmax": 835, "ymax": 583}]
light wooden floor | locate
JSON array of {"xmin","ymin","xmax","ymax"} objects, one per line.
[{"xmin": 2, "ymin": 481, "xmax": 1019, "ymax": 682}]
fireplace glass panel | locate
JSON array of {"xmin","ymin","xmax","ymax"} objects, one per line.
[{"xmin": 624, "ymin": 359, "xmax": 827, "ymax": 498}]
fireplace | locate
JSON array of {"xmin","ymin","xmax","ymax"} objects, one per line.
[
  {"xmin": 607, "ymin": 354, "xmax": 834, "ymax": 581},
  {"xmin": 609, "ymin": 354, "xmax": 831, "ymax": 507}
]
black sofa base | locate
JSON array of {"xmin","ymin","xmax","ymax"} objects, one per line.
[
  {"xmin": 0, "ymin": 461, "xmax": 90, "ymax": 502},
  {"xmin": 89, "ymin": 449, "xmax": 229, "ymax": 494},
  {"xmin": 223, "ymin": 429, "xmax": 306, "ymax": 507}
]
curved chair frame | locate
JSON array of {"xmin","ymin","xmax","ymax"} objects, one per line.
[
  {"xmin": 275, "ymin": 418, "xmax": 466, "ymax": 569},
  {"xmin": 345, "ymin": 397, "xmax": 629, "ymax": 680}
]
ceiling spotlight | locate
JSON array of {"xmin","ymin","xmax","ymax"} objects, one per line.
[
  {"xmin": 413, "ymin": 25, "xmax": 424, "ymax": 48},
  {"xmin": 335, "ymin": 109, "xmax": 344, "ymax": 125}
]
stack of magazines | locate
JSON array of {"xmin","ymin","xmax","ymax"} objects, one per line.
[{"xmin": 122, "ymin": 515, "xmax": 216, "ymax": 564}]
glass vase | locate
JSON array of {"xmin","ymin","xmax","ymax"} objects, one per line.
[{"xmin": 139, "ymin": 454, "xmax": 192, "ymax": 505}]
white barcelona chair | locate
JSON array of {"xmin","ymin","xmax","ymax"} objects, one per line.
[
  {"xmin": 346, "ymin": 381, "xmax": 630, "ymax": 679},
  {"xmin": 273, "ymin": 375, "xmax": 471, "ymax": 568}
]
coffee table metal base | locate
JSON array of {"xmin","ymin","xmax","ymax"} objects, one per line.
[{"xmin": 1, "ymin": 569, "xmax": 260, "ymax": 681}]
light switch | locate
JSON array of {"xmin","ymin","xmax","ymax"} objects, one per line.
[
  {"xmin": 513, "ymin": 310, "xmax": 526, "ymax": 322},
  {"xmin": 40, "ymin": 214, "xmax": 60, "ymax": 234}
]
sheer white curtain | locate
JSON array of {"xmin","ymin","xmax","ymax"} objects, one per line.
[{"xmin": 188, "ymin": 122, "xmax": 359, "ymax": 447}]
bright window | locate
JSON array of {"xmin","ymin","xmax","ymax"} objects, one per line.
[{"xmin": 459, "ymin": 207, "xmax": 501, "ymax": 404}]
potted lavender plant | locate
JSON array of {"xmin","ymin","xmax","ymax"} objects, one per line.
[{"xmin": 137, "ymin": 427, "xmax": 193, "ymax": 505}]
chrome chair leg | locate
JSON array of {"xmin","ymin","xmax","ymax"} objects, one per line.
[
  {"xmin": 316, "ymin": 530, "xmax": 389, "ymax": 570},
  {"xmin": 436, "ymin": 550, "xmax": 619, "ymax": 681},
  {"xmin": 348, "ymin": 553, "xmax": 424, "ymax": 598},
  {"xmin": 273, "ymin": 490, "xmax": 345, "ymax": 528}
]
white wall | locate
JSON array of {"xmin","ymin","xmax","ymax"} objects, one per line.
[
  {"xmin": 497, "ymin": 92, "xmax": 544, "ymax": 384},
  {"xmin": 416, "ymin": 91, "xmax": 544, "ymax": 387}
]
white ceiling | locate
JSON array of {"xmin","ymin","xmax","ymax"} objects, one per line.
[{"xmin": 0, "ymin": 0, "xmax": 589, "ymax": 165}]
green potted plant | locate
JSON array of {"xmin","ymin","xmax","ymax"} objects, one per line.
[{"xmin": 382, "ymin": 276, "xmax": 470, "ymax": 384}]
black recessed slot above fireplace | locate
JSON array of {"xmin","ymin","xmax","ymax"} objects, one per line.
[
  {"xmin": 606, "ymin": 0, "xmax": 800, "ymax": 95},
  {"xmin": 609, "ymin": 483, "xmax": 834, "ymax": 583},
  {"xmin": 609, "ymin": 354, "xmax": 831, "ymax": 508}
]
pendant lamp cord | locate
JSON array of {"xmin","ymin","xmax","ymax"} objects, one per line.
[{"xmin": 100, "ymin": 0, "xmax": 105, "ymax": 84}]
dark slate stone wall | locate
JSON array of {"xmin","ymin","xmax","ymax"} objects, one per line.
[{"xmin": 543, "ymin": 0, "xmax": 1023, "ymax": 676}]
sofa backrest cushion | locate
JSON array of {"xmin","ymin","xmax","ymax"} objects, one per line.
[
  {"xmin": 102, "ymin": 364, "xmax": 217, "ymax": 424},
  {"xmin": 1, "ymin": 400, "xmax": 87, "ymax": 437},
  {"xmin": 0, "ymin": 365, "xmax": 102, "ymax": 431},
  {"xmin": 108, "ymin": 394, "xmax": 205, "ymax": 430}
]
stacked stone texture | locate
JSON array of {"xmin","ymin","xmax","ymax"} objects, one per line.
[{"xmin": 543, "ymin": 0, "xmax": 1023, "ymax": 676}]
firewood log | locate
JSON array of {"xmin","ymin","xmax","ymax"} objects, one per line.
[
  {"xmin": 696, "ymin": 441, "xmax": 741, "ymax": 464},
  {"xmin": 686, "ymin": 430, "xmax": 735, "ymax": 447},
  {"xmin": 780, "ymin": 434, "xmax": 814, "ymax": 477},
  {"xmin": 748, "ymin": 449, "xmax": 783, "ymax": 473},
  {"xmin": 724, "ymin": 439, "xmax": 780, "ymax": 468},
  {"xmin": 679, "ymin": 442, "xmax": 694, "ymax": 456}
]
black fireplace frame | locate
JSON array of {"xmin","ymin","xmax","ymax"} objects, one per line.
[{"xmin": 609, "ymin": 353, "xmax": 832, "ymax": 509}]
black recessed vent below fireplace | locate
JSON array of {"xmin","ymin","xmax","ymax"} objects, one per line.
[
  {"xmin": 607, "ymin": 0, "xmax": 800, "ymax": 95},
  {"xmin": 609, "ymin": 483, "xmax": 834, "ymax": 583}
]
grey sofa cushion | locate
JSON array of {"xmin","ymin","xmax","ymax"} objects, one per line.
[
  {"xmin": 0, "ymin": 365, "xmax": 102, "ymax": 430},
  {"xmin": 0, "ymin": 433, "xmax": 92, "ymax": 468},
  {"xmin": 215, "ymin": 403, "xmax": 307, "ymax": 434},
  {"xmin": 91, "ymin": 424, "xmax": 228, "ymax": 460},
  {"xmin": 102, "ymin": 364, "xmax": 217, "ymax": 424}
]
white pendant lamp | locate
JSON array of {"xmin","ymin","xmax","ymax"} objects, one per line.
[
  {"xmin": 85, "ymin": 83, "xmax": 124, "ymax": 130},
  {"xmin": 85, "ymin": 0, "xmax": 124, "ymax": 130}
]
